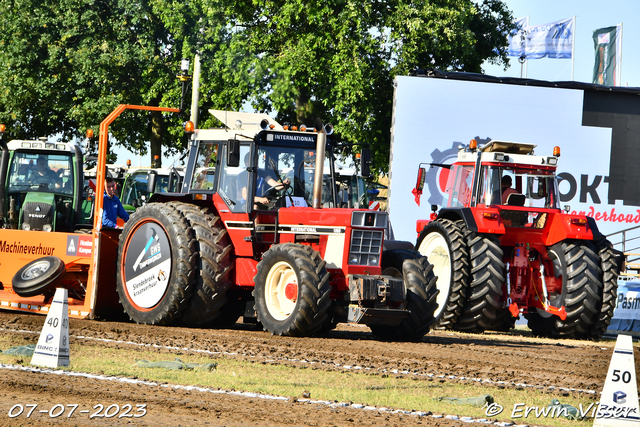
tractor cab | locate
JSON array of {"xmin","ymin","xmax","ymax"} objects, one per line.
[
  {"xmin": 178, "ymin": 116, "xmax": 357, "ymax": 260},
  {"xmin": 433, "ymin": 140, "xmax": 561, "ymax": 227},
  {"xmin": 1, "ymin": 137, "xmax": 83, "ymax": 232},
  {"xmin": 120, "ymin": 166, "xmax": 184, "ymax": 213}
]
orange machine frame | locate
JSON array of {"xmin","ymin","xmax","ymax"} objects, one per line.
[{"xmin": 0, "ymin": 105, "xmax": 179, "ymax": 318}]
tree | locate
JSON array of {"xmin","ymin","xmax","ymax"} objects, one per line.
[
  {"xmin": 0, "ymin": 0, "xmax": 515, "ymax": 172},
  {"xmin": 201, "ymin": 0, "xmax": 516, "ymax": 172},
  {"xmin": 0, "ymin": 0, "xmax": 211, "ymax": 166}
]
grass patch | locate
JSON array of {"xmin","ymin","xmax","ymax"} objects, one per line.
[{"xmin": 0, "ymin": 333, "xmax": 600, "ymax": 426}]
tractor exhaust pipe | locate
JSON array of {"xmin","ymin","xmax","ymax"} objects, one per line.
[
  {"xmin": 190, "ymin": 54, "xmax": 201, "ymax": 129},
  {"xmin": 312, "ymin": 118, "xmax": 327, "ymax": 209}
]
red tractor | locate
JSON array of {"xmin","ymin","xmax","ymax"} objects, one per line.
[
  {"xmin": 413, "ymin": 139, "xmax": 622, "ymax": 339},
  {"xmin": 114, "ymin": 112, "xmax": 438, "ymax": 340}
]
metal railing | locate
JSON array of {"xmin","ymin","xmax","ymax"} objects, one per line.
[{"xmin": 606, "ymin": 224, "xmax": 640, "ymax": 277}]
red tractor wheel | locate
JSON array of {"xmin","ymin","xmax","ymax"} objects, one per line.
[
  {"xmin": 525, "ymin": 241, "xmax": 604, "ymax": 338},
  {"xmin": 591, "ymin": 240, "xmax": 620, "ymax": 339},
  {"xmin": 168, "ymin": 202, "xmax": 234, "ymax": 328},
  {"xmin": 415, "ymin": 219, "xmax": 469, "ymax": 328},
  {"xmin": 116, "ymin": 203, "xmax": 197, "ymax": 325},
  {"xmin": 253, "ymin": 243, "xmax": 331, "ymax": 336}
]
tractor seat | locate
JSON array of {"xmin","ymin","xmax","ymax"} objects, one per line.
[{"xmin": 505, "ymin": 193, "xmax": 526, "ymax": 206}]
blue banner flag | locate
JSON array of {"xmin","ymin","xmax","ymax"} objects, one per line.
[
  {"xmin": 507, "ymin": 17, "xmax": 575, "ymax": 60},
  {"xmin": 507, "ymin": 17, "xmax": 529, "ymax": 58}
]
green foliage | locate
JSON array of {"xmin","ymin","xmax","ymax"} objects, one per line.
[
  {"xmin": 206, "ymin": 0, "xmax": 515, "ymax": 172},
  {"xmin": 0, "ymin": 0, "xmax": 514, "ymax": 171}
]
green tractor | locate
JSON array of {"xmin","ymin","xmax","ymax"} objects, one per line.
[{"xmin": 0, "ymin": 131, "xmax": 87, "ymax": 232}]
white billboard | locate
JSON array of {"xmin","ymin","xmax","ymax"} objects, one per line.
[{"xmin": 388, "ymin": 74, "xmax": 640, "ymax": 244}]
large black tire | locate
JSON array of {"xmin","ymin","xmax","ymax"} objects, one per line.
[
  {"xmin": 169, "ymin": 203, "xmax": 234, "ymax": 327},
  {"xmin": 454, "ymin": 231, "xmax": 505, "ymax": 333},
  {"xmin": 591, "ymin": 240, "xmax": 620, "ymax": 339},
  {"xmin": 415, "ymin": 219, "xmax": 469, "ymax": 328},
  {"xmin": 212, "ymin": 290, "xmax": 247, "ymax": 328},
  {"xmin": 525, "ymin": 241, "xmax": 604, "ymax": 339},
  {"xmin": 12, "ymin": 256, "xmax": 66, "ymax": 297},
  {"xmin": 116, "ymin": 203, "xmax": 197, "ymax": 325},
  {"xmin": 253, "ymin": 243, "xmax": 331, "ymax": 336},
  {"xmin": 371, "ymin": 250, "xmax": 439, "ymax": 341}
]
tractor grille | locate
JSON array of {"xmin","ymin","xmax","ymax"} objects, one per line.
[
  {"xmin": 20, "ymin": 202, "xmax": 53, "ymax": 231},
  {"xmin": 349, "ymin": 229, "xmax": 383, "ymax": 265}
]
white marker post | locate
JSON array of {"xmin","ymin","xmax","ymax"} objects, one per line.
[
  {"xmin": 30, "ymin": 288, "xmax": 70, "ymax": 368},
  {"xmin": 594, "ymin": 334, "xmax": 640, "ymax": 427}
]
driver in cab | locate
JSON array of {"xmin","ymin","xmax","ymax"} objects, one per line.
[
  {"xmin": 28, "ymin": 155, "xmax": 61, "ymax": 188},
  {"xmin": 240, "ymin": 152, "xmax": 290, "ymax": 209}
]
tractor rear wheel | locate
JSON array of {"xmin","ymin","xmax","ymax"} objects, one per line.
[
  {"xmin": 454, "ymin": 231, "xmax": 505, "ymax": 333},
  {"xmin": 253, "ymin": 243, "xmax": 331, "ymax": 336},
  {"xmin": 415, "ymin": 219, "xmax": 469, "ymax": 328},
  {"xmin": 169, "ymin": 203, "xmax": 233, "ymax": 327},
  {"xmin": 116, "ymin": 203, "xmax": 197, "ymax": 325},
  {"xmin": 371, "ymin": 250, "xmax": 439, "ymax": 341},
  {"xmin": 525, "ymin": 241, "xmax": 603, "ymax": 338},
  {"xmin": 12, "ymin": 256, "xmax": 66, "ymax": 297},
  {"xmin": 591, "ymin": 240, "xmax": 620, "ymax": 339}
]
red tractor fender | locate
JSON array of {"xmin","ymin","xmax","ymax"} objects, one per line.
[
  {"xmin": 416, "ymin": 219, "xmax": 432, "ymax": 237},
  {"xmin": 416, "ymin": 207, "xmax": 506, "ymax": 237},
  {"xmin": 543, "ymin": 212, "xmax": 597, "ymax": 246}
]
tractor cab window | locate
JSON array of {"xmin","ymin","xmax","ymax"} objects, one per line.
[
  {"xmin": 443, "ymin": 164, "xmax": 474, "ymax": 208},
  {"xmin": 478, "ymin": 166, "xmax": 559, "ymax": 209},
  {"xmin": 8, "ymin": 152, "xmax": 73, "ymax": 195},
  {"xmin": 248, "ymin": 146, "xmax": 311, "ymax": 210},
  {"xmin": 121, "ymin": 172, "xmax": 148, "ymax": 208},
  {"xmin": 191, "ymin": 142, "xmax": 219, "ymax": 190},
  {"xmin": 218, "ymin": 144, "xmax": 251, "ymax": 213}
]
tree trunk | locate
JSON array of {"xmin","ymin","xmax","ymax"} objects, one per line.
[{"xmin": 150, "ymin": 110, "xmax": 163, "ymax": 168}]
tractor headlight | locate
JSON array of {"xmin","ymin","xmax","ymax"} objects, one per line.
[
  {"xmin": 368, "ymin": 255, "xmax": 379, "ymax": 265},
  {"xmin": 349, "ymin": 254, "xmax": 360, "ymax": 265},
  {"xmin": 22, "ymin": 223, "xmax": 30, "ymax": 231},
  {"xmin": 43, "ymin": 224, "xmax": 52, "ymax": 232}
]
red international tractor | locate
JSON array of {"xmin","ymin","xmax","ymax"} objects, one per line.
[
  {"xmin": 116, "ymin": 112, "xmax": 439, "ymax": 340},
  {"xmin": 413, "ymin": 139, "xmax": 623, "ymax": 339}
]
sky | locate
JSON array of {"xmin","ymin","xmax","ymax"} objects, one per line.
[{"xmin": 482, "ymin": 0, "xmax": 639, "ymax": 86}]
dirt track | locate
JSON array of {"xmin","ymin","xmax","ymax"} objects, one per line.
[{"xmin": 0, "ymin": 311, "xmax": 632, "ymax": 426}]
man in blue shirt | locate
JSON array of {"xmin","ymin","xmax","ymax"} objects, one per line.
[{"xmin": 103, "ymin": 177, "xmax": 129, "ymax": 229}]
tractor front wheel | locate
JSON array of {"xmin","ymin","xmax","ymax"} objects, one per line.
[
  {"xmin": 415, "ymin": 219, "xmax": 469, "ymax": 328},
  {"xmin": 254, "ymin": 244, "xmax": 331, "ymax": 336},
  {"xmin": 116, "ymin": 203, "xmax": 197, "ymax": 325}
]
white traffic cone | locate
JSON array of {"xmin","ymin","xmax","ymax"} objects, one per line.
[
  {"xmin": 594, "ymin": 334, "xmax": 640, "ymax": 427},
  {"xmin": 30, "ymin": 288, "xmax": 70, "ymax": 368}
]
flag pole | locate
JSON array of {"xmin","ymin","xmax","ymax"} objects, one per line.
[
  {"xmin": 618, "ymin": 22, "xmax": 623, "ymax": 86},
  {"xmin": 525, "ymin": 16, "xmax": 529, "ymax": 78},
  {"xmin": 571, "ymin": 15, "xmax": 576, "ymax": 81}
]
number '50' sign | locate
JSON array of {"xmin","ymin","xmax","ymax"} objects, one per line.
[{"xmin": 612, "ymin": 369, "xmax": 632, "ymax": 383}]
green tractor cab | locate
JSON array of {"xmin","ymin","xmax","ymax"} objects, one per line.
[
  {"xmin": 1, "ymin": 138, "xmax": 84, "ymax": 232},
  {"xmin": 120, "ymin": 167, "xmax": 184, "ymax": 213}
]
